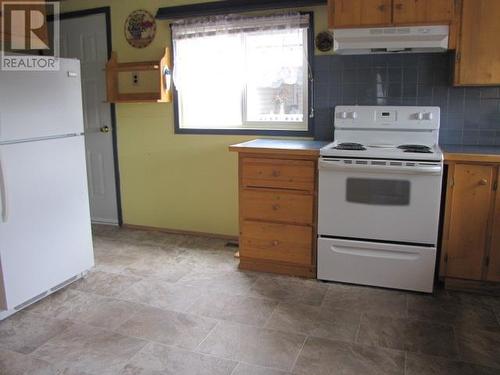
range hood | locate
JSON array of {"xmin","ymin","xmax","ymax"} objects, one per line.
[{"xmin": 333, "ymin": 25, "xmax": 449, "ymax": 55}]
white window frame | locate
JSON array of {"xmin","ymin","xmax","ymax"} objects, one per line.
[
  {"xmin": 172, "ymin": 14, "xmax": 312, "ymax": 135},
  {"xmin": 241, "ymin": 28, "xmax": 309, "ymax": 132}
]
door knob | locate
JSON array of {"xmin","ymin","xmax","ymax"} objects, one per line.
[
  {"xmin": 100, "ymin": 126, "xmax": 110, "ymax": 133},
  {"xmin": 479, "ymin": 178, "xmax": 488, "ymax": 185}
]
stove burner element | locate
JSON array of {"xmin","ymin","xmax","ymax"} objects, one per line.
[
  {"xmin": 397, "ymin": 144, "xmax": 432, "ymax": 154},
  {"xmin": 397, "ymin": 144, "xmax": 431, "ymax": 151},
  {"xmin": 404, "ymin": 149, "xmax": 433, "ymax": 154},
  {"xmin": 334, "ymin": 142, "xmax": 366, "ymax": 151}
]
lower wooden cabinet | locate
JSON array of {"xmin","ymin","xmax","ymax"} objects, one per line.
[
  {"xmin": 441, "ymin": 162, "xmax": 500, "ymax": 287},
  {"xmin": 234, "ymin": 151, "xmax": 318, "ymax": 278},
  {"xmin": 241, "ymin": 189, "xmax": 314, "ymax": 225},
  {"xmin": 240, "ymin": 221, "xmax": 313, "ymax": 265},
  {"xmin": 487, "ymin": 171, "xmax": 500, "ymax": 282}
]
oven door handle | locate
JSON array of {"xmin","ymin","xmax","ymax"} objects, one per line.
[
  {"xmin": 319, "ymin": 160, "xmax": 442, "ymax": 175},
  {"xmin": 332, "ymin": 246, "xmax": 420, "ymax": 260}
]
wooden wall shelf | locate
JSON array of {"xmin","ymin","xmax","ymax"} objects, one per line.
[{"xmin": 105, "ymin": 48, "xmax": 172, "ymax": 104}]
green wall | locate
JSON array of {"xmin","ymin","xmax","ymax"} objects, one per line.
[{"xmin": 61, "ymin": 0, "xmax": 328, "ymax": 236}]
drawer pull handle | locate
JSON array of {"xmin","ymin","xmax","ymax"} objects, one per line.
[
  {"xmin": 272, "ymin": 204, "xmax": 280, "ymax": 211},
  {"xmin": 272, "ymin": 240, "xmax": 280, "ymax": 246},
  {"xmin": 271, "ymin": 170, "xmax": 281, "ymax": 177}
]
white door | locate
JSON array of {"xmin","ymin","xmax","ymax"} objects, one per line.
[
  {"xmin": 60, "ymin": 14, "xmax": 119, "ymax": 225},
  {"xmin": 0, "ymin": 136, "xmax": 94, "ymax": 309}
]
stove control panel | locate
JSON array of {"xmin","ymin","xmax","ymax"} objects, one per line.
[
  {"xmin": 376, "ymin": 110, "xmax": 396, "ymax": 122},
  {"xmin": 335, "ymin": 106, "xmax": 440, "ymax": 130},
  {"xmin": 338, "ymin": 111, "xmax": 358, "ymax": 119},
  {"xmin": 416, "ymin": 112, "xmax": 434, "ymax": 120}
]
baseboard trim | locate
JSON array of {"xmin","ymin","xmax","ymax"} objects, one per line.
[
  {"xmin": 92, "ymin": 219, "xmax": 119, "ymax": 225},
  {"xmin": 122, "ymin": 223, "xmax": 239, "ymax": 242},
  {"xmin": 445, "ymin": 277, "xmax": 500, "ymax": 296},
  {"xmin": 239, "ymin": 257, "xmax": 316, "ymax": 278}
]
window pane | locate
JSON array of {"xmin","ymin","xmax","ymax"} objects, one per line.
[
  {"xmin": 245, "ymin": 29, "xmax": 306, "ymax": 125},
  {"xmin": 175, "ymin": 34, "xmax": 244, "ymax": 129},
  {"xmin": 346, "ymin": 178, "xmax": 411, "ymax": 206}
]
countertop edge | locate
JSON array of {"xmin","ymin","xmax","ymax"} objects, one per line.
[
  {"xmin": 229, "ymin": 145, "xmax": 321, "ymax": 156},
  {"xmin": 229, "ymin": 139, "xmax": 326, "ymax": 157},
  {"xmin": 444, "ymin": 152, "xmax": 500, "ymax": 163}
]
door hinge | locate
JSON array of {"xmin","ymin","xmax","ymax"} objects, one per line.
[
  {"xmin": 456, "ymin": 52, "xmax": 461, "ymax": 62},
  {"xmin": 485, "ymin": 256, "xmax": 490, "ymax": 267},
  {"xmin": 493, "ymin": 180, "xmax": 498, "ymax": 191},
  {"xmin": 449, "ymin": 178, "xmax": 454, "ymax": 188}
]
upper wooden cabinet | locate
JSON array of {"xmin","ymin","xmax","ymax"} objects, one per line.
[
  {"xmin": 393, "ymin": 0, "xmax": 455, "ymax": 25},
  {"xmin": 328, "ymin": 0, "xmax": 455, "ymax": 28},
  {"xmin": 454, "ymin": 0, "xmax": 500, "ymax": 86},
  {"xmin": 329, "ymin": 0, "xmax": 392, "ymax": 28}
]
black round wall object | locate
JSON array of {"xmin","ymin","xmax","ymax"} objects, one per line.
[{"xmin": 315, "ymin": 31, "xmax": 333, "ymax": 52}]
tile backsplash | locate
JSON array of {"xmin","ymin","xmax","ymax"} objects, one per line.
[{"xmin": 313, "ymin": 53, "xmax": 500, "ymax": 145}]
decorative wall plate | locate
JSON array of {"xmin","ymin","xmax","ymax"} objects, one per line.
[
  {"xmin": 315, "ymin": 31, "xmax": 333, "ymax": 52},
  {"xmin": 125, "ymin": 10, "xmax": 156, "ymax": 48}
]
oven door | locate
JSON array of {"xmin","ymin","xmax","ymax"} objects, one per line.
[{"xmin": 318, "ymin": 158, "xmax": 443, "ymax": 245}]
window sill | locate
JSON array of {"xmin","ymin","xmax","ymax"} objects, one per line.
[{"xmin": 174, "ymin": 128, "xmax": 314, "ymax": 136}]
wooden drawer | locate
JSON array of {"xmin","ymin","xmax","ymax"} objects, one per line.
[
  {"xmin": 241, "ymin": 157, "xmax": 315, "ymax": 191},
  {"xmin": 241, "ymin": 220, "xmax": 313, "ymax": 265},
  {"xmin": 241, "ymin": 189, "xmax": 313, "ymax": 225}
]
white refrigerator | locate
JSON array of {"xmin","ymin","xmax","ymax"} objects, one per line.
[{"xmin": 0, "ymin": 58, "xmax": 94, "ymax": 319}]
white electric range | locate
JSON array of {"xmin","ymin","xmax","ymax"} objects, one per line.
[{"xmin": 317, "ymin": 106, "xmax": 443, "ymax": 293}]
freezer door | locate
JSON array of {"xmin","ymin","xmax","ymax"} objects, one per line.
[
  {"xmin": 0, "ymin": 136, "xmax": 94, "ymax": 310},
  {"xmin": 0, "ymin": 58, "xmax": 84, "ymax": 143}
]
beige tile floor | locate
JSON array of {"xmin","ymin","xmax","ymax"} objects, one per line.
[{"xmin": 1, "ymin": 225, "xmax": 500, "ymax": 375}]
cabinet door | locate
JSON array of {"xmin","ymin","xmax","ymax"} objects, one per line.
[
  {"xmin": 393, "ymin": 0, "xmax": 454, "ymax": 25},
  {"xmin": 241, "ymin": 189, "xmax": 314, "ymax": 225},
  {"xmin": 454, "ymin": 0, "xmax": 500, "ymax": 85},
  {"xmin": 241, "ymin": 158, "xmax": 314, "ymax": 192},
  {"xmin": 329, "ymin": 0, "xmax": 392, "ymax": 28},
  {"xmin": 446, "ymin": 164, "xmax": 494, "ymax": 280},
  {"xmin": 240, "ymin": 221, "xmax": 313, "ymax": 265},
  {"xmin": 486, "ymin": 171, "xmax": 500, "ymax": 282}
]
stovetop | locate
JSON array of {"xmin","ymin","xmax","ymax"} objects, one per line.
[
  {"xmin": 321, "ymin": 141, "xmax": 444, "ymax": 161},
  {"xmin": 321, "ymin": 106, "xmax": 444, "ymax": 162}
]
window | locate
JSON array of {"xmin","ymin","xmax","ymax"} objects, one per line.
[{"xmin": 171, "ymin": 13, "xmax": 311, "ymax": 134}]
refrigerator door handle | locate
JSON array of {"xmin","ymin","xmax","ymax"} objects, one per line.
[{"xmin": 0, "ymin": 152, "xmax": 7, "ymax": 222}]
